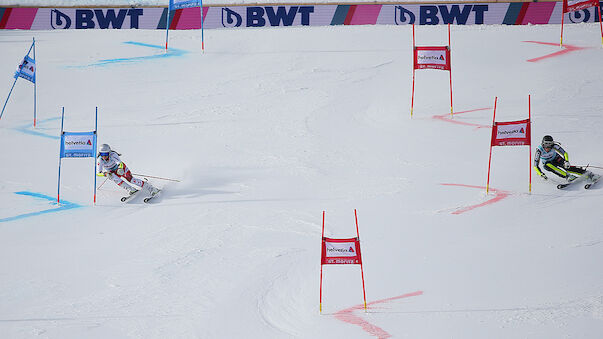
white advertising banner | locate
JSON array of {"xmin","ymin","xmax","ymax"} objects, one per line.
[
  {"xmin": 321, "ymin": 237, "xmax": 362, "ymax": 265},
  {"xmin": 325, "ymin": 241, "xmax": 358, "ymax": 257},
  {"xmin": 417, "ymin": 50, "xmax": 447, "ymax": 66},
  {"xmin": 496, "ymin": 122, "xmax": 528, "ymax": 140}
]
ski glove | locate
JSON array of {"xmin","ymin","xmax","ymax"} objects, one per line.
[
  {"xmin": 116, "ymin": 163, "xmax": 125, "ymax": 176},
  {"xmin": 563, "ymin": 161, "xmax": 570, "ymax": 169}
]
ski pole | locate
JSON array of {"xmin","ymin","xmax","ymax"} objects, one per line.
[
  {"xmin": 578, "ymin": 165, "xmax": 603, "ymax": 170},
  {"xmin": 133, "ymin": 173, "xmax": 181, "ymax": 182},
  {"xmin": 97, "ymin": 177, "xmax": 109, "ymax": 190}
]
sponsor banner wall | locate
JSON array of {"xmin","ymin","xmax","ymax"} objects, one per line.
[{"xmin": 1, "ymin": 2, "xmax": 602, "ymax": 30}]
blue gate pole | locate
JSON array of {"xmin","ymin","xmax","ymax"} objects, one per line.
[
  {"xmin": 0, "ymin": 78, "xmax": 18, "ymax": 121},
  {"xmin": 94, "ymin": 107, "xmax": 98, "ymax": 204},
  {"xmin": 165, "ymin": 3, "xmax": 171, "ymax": 51},
  {"xmin": 57, "ymin": 108, "xmax": 64, "ymax": 204},
  {"xmin": 33, "ymin": 37, "xmax": 37, "ymax": 128}
]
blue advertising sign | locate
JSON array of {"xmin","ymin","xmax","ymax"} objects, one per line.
[
  {"xmin": 170, "ymin": 0, "xmax": 201, "ymax": 11},
  {"xmin": 60, "ymin": 131, "xmax": 97, "ymax": 158}
]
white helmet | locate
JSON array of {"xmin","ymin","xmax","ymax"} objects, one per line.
[{"xmin": 99, "ymin": 144, "xmax": 111, "ymax": 155}]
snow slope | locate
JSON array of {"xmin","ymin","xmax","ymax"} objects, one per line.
[{"xmin": 1, "ymin": 22, "xmax": 603, "ymax": 338}]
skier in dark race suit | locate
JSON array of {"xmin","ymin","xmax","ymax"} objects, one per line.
[{"xmin": 534, "ymin": 135, "xmax": 595, "ymax": 183}]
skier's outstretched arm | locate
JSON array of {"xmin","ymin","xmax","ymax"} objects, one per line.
[{"xmin": 534, "ymin": 148, "xmax": 547, "ymax": 180}]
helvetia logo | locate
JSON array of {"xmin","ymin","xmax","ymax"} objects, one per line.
[
  {"xmin": 327, "ymin": 246, "xmax": 355, "ymax": 254},
  {"xmin": 65, "ymin": 140, "xmax": 89, "ymax": 146},
  {"xmin": 418, "ymin": 55, "xmax": 445, "ymax": 63},
  {"xmin": 498, "ymin": 128, "xmax": 525, "ymax": 137}
]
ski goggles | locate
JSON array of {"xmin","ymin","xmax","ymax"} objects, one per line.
[
  {"xmin": 100, "ymin": 152, "xmax": 110, "ymax": 157},
  {"xmin": 542, "ymin": 142, "xmax": 554, "ymax": 148}
]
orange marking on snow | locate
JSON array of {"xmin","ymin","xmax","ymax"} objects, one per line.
[
  {"xmin": 523, "ymin": 41, "xmax": 587, "ymax": 63},
  {"xmin": 441, "ymin": 183, "xmax": 511, "ymax": 215},
  {"xmin": 334, "ymin": 291, "xmax": 423, "ymax": 339},
  {"xmin": 432, "ymin": 107, "xmax": 491, "ymax": 129}
]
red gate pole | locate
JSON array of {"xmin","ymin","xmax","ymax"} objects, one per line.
[
  {"xmin": 448, "ymin": 24, "xmax": 453, "ymax": 118},
  {"xmin": 560, "ymin": 12, "xmax": 564, "ymax": 47},
  {"xmin": 411, "ymin": 25, "xmax": 416, "ymax": 118},
  {"xmin": 599, "ymin": 4, "xmax": 603, "ymax": 47},
  {"xmin": 486, "ymin": 97, "xmax": 498, "ymax": 194},
  {"xmin": 319, "ymin": 211, "xmax": 325, "ymax": 313},
  {"xmin": 528, "ymin": 94, "xmax": 532, "ymax": 193},
  {"xmin": 355, "ymin": 209, "xmax": 367, "ymax": 311}
]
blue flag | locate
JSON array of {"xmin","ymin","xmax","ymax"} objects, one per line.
[
  {"xmin": 60, "ymin": 131, "xmax": 97, "ymax": 158},
  {"xmin": 14, "ymin": 55, "xmax": 36, "ymax": 84},
  {"xmin": 169, "ymin": 0, "xmax": 200, "ymax": 10}
]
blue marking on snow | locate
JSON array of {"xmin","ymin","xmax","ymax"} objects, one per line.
[
  {"xmin": 0, "ymin": 191, "xmax": 82, "ymax": 223},
  {"xmin": 13, "ymin": 117, "xmax": 60, "ymax": 140},
  {"xmin": 82, "ymin": 41, "xmax": 188, "ymax": 67}
]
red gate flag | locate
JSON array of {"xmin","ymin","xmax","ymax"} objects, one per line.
[
  {"xmin": 411, "ymin": 24, "xmax": 454, "ymax": 118},
  {"xmin": 319, "ymin": 210, "xmax": 367, "ymax": 313},
  {"xmin": 321, "ymin": 237, "xmax": 362, "ymax": 265},
  {"xmin": 413, "ymin": 46, "xmax": 451, "ymax": 71},
  {"xmin": 560, "ymin": 0, "xmax": 602, "ymax": 47},
  {"xmin": 486, "ymin": 96, "xmax": 533, "ymax": 194},
  {"xmin": 563, "ymin": 0, "xmax": 599, "ymax": 12},
  {"xmin": 490, "ymin": 119, "xmax": 531, "ymax": 147}
]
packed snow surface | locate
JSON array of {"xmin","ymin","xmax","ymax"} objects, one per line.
[{"xmin": 1, "ymin": 20, "xmax": 603, "ymax": 339}]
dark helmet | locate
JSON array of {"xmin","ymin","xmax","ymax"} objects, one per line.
[{"xmin": 542, "ymin": 135, "xmax": 554, "ymax": 148}]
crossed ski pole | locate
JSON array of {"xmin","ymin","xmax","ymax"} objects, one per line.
[
  {"xmin": 97, "ymin": 173, "xmax": 180, "ymax": 189},
  {"xmin": 579, "ymin": 165, "xmax": 603, "ymax": 170}
]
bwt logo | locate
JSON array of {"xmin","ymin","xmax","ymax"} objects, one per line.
[
  {"xmin": 51, "ymin": 9, "xmax": 144, "ymax": 29},
  {"xmin": 395, "ymin": 5, "xmax": 488, "ymax": 25},
  {"xmin": 222, "ymin": 6, "xmax": 314, "ymax": 28}
]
